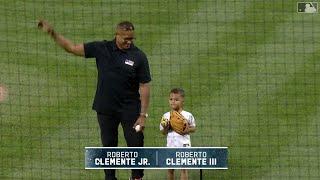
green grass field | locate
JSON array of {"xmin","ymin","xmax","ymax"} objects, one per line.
[{"xmin": 1, "ymin": 0, "xmax": 319, "ymax": 179}]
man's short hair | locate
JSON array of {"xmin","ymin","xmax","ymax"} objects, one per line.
[
  {"xmin": 170, "ymin": 88, "xmax": 185, "ymax": 97},
  {"xmin": 117, "ymin": 21, "xmax": 134, "ymax": 31}
]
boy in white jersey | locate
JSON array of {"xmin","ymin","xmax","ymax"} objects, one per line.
[{"xmin": 160, "ymin": 88, "xmax": 196, "ymax": 180}]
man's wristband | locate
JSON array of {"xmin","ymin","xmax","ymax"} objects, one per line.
[{"xmin": 140, "ymin": 112, "xmax": 148, "ymax": 118}]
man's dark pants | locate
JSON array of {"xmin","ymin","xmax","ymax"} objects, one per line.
[{"xmin": 97, "ymin": 103, "xmax": 144, "ymax": 180}]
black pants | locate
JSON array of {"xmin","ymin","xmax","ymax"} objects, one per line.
[{"xmin": 97, "ymin": 105, "xmax": 144, "ymax": 180}]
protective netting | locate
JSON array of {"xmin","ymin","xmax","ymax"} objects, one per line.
[{"xmin": 0, "ymin": 0, "xmax": 319, "ymax": 179}]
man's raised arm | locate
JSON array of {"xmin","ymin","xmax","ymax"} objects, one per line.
[{"xmin": 38, "ymin": 19, "xmax": 84, "ymax": 57}]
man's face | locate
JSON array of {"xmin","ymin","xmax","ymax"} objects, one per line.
[
  {"xmin": 169, "ymin": 93, "xmax": 184, "ymax": 111},
  {"xmin": 116, "ymin": 29, "xmax": 135, "ymax": 50}
]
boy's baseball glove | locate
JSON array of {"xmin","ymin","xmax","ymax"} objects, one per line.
[{"xmin": 169, "ymin": 111, "xmax": 188, "ymax": 135}]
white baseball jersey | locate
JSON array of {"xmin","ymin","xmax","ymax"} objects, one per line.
[{"xmin": 159, "ymin": 110, "xmax": 196, "ymax": 147}]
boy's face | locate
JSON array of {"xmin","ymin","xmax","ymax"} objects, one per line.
[{"xmin": 169, "ymin": 93, "xmax": 184, "ymax": 111}]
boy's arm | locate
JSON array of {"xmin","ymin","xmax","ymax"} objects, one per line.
[
  {"xmin": 181, "ymin": 124, "xmax": 196, "ymax": 135},
  {"xmin": 185, "ymin": 113, "xmax": 196, "ymax": 134},
  {"xmin": 160, "ymin": 125, "xmax": 170, "ymax": 135},
  {"xmin": 188, "ymin": 126, "xmax": 196, "ymax": 133}
]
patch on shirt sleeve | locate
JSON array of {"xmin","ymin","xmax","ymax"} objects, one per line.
[{"xmin": 125, "ymin": 59, "xmax": 134, "ymax": 66}]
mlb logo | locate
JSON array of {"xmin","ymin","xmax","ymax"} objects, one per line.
[{"xmin": 297, "ymin": 2, "xmax": 318, "ymax": 13}]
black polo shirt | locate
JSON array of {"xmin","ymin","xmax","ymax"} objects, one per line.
[{"xmin": 84, "ymin": 39, "xmax": 151, "ymax": 113}]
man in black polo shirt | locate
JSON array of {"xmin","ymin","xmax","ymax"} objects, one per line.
[{"xmin": 38, "ymin": 20, "xmax": 151, "ymax": 180}]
